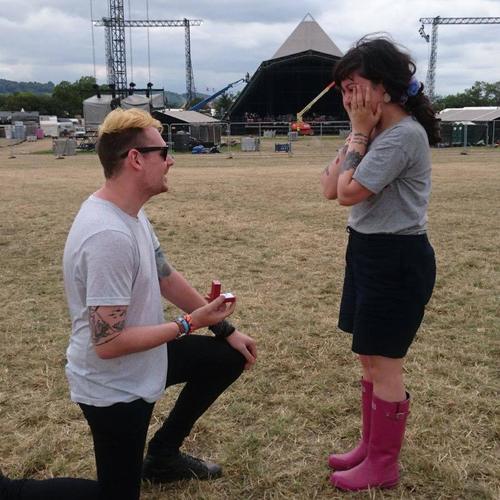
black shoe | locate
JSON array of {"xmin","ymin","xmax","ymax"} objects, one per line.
[{"xmin": 142, "ymin": 451, "xmax": 223, "ymax": 483}]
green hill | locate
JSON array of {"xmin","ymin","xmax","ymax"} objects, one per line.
[
  {"xmin": 165, "ymin": 91, "xmax": 209, "ymax": 108},
  {"xmin": 0, "ymin": 78, "xmax": 208, "ymax": 110},
  {"xmin": 165, "ymin": 91, "xmax": 185, "ymax": 107},
  {"xmin": 0, "ymin": 79, "xmax": 55, "ymax": 94}
]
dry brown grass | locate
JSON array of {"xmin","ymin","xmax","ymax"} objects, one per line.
[{"xmin": 0, "ymin": 137, "xmax": 499, "ymax": 499}]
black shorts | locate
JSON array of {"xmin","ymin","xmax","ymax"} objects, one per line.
[{"xmin": 338, "ymin": 227, "xmax": 436, "ymax": 358}]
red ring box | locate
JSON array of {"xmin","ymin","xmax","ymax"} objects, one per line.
[
  {"xmin": 210, "ymin": 280, "xmax": 221, "ymax": 301},
  {"xmin": 222, "ymin": 292, "xmax": 236, "ymax": 303}
]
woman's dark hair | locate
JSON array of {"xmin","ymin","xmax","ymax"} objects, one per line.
[{"xmin": 333, "ymin": 34, "xmax": 440, "ymax": 145}]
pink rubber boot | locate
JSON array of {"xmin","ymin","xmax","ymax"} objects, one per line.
[
  {"xmin": 330, "ymin": 393, "xmax": 410, "ymax": 491},
  {"xmin": 328, "ymin": 379, "xmax": 373, "ymax": 470}
]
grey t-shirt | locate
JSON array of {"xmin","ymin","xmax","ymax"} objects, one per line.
[
  {"xmin": 63, "ymin": 195, "xmax": 168, "ymax": 406},
  {"xmin": 349, "ymin": 116, "xmax": 431, "ymax": 235}
]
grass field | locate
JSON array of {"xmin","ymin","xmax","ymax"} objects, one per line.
[{"xmin": 0, "ymin": 137, "xmax": 499, "ymax": 499}]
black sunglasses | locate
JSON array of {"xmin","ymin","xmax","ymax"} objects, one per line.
[{"xmin": 120, "ymin": 146, "xmax": 169, "ymax": 160}]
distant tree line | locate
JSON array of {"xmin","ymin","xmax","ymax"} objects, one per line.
[
  {"xmin": 213, "ymin": 92, "xmax": 238, "ymax": 119},
  {"xmin": 1, "ymin": 76, "xmax": 497, "ymax": 118},
  {"xmin": 0, "ymin": 76, "xmax": 187, "ymax": 116},
  {"xmin": 0, "ymin": 78, "xmax": 55, "ymax": 94},
  {"xmin": 0, "ymin": 76, "xmax": 100, "ymax": 116},
  {"xmin": 433, "ymin": 81, "xmax": 500, "ymax": 111}
]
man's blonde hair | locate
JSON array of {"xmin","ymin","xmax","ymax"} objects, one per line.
[
  {"xmin": 96, "ymin": 108, "xmax": 163, "ymax": 178},
  {"xmin": 98, "ymin": 108, "xmax": 162, "ymax": 137}
]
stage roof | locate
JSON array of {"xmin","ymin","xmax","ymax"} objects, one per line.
[
  {"xmin": 271, "ymin": 13, "xmax": 343, "ymax": 60},
  {"xmin": 228, "ymin": 14, "xmax": 345, "ymax": 121},
  {"xmin": 439, "ymin": 107, "xmax": 500, "ymax": 122}
]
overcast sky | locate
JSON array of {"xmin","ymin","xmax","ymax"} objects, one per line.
[{"xmin": 1, "ymin": 0, "xmax": 499, "ymax": 98}]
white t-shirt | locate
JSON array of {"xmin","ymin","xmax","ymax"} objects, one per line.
[{"xmin": 63, "ymin": 195, "xmax": 167, "ymax": 406}]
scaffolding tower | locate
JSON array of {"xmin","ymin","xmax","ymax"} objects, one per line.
[
  {"xmin": 184, "ymin": 19, "xmax": 195, "ymax": 106},
  {"xmin": 94, "ymin": 1, "xmax": 202, "ymax": 99},
  {"xmin": 419, "ymin": 16, "xmax": 500, "ymax": 101}
]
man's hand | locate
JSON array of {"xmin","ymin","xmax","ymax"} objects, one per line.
[
  {"xmin": 190, "ymin": 295, "xmax": 236, "ymax": 331},
  {"xmin": 225, "ymin": 330, "xmax": 257, "ymax": 370}
]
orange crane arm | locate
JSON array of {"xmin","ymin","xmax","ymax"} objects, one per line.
[{"xmin": 296, "ymin": 81, "xmax": 336, "ymax": 124}]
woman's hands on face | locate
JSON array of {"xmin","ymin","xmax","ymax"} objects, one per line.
[{"xmin": 346, "ymin": 84, "xmax": 382, "ymax": 137}]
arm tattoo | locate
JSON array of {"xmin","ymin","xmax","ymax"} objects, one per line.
[
  {"xmin": 350, "ymin": 138, "xmax": 368, "ymax": 146},
  {"xmin": 89, "ymin": 306, "xmax": 126, "ymax": 345},
  {"xmin": 341, "ymin": 151, "xmax": 364, "ymax": 173},
  {"xmin": 351, "ymin": 133, "xmax": 369, "ymax": 146},
  {"xmin": 155, "ymin": 246, "xmax": 173, "ymax": 279},
  {"xmin": 323, "ymin": 164, "xmax": 330, "ymax": 175}
]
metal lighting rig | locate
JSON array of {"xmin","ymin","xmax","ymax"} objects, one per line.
[
  {"xmin": 419, "ymin": 16, "xmax": 500, "ymax": 101},
  {"xmin": 94, "ymin": 0, "xmax": 202, "ymax": 101}
]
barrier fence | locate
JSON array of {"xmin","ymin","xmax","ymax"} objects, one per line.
[
  {"xmin": 439, "ymin": 121, "xmax": 500, "ymax": 148},
  {"xmin": 74, "ymin": 119, "xmax": 500, "ymax": 154},
  {"xmin": 164, "ymin": 120, "xmax": 352, "ymax": 156},
  {"xmin": 163, "ymin": 119, "xmax": 500, "ymax": 155}
]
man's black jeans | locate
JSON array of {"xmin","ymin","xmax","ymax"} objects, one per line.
[
  {"xmin": 80, "ymin": 335, "xmax": 245, "ymax": 500},
  {"xmin": 0, "ymin": 476, "xmax": 98, "ymax": 500}
]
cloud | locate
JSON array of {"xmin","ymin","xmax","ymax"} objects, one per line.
[{"xmin": 0, "ymin": 0, "xmax": 499, "ymax": 96}]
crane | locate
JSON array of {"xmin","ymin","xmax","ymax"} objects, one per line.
[
  {"xmin": 292, "ymin": 81, "xmax": 336, "ymax": 135},
  {"xmin": 419, "ymin": 16, "xmax": 500, "ymax": 101},
  {"xmin": 189, "ymin": 76, "xmax": 249, "ymax": 112},
  {"xmin": 93, "ymin": 1, "xmax": 202, "ymax": 100}
]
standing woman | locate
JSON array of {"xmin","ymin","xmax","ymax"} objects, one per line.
[{"xmin": 320, "ymin": 35, "xmax": 439, "ymax": 491}]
